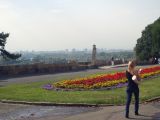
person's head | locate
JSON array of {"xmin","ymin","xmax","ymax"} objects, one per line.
[{"xmin": 128, "ymin": 60, "xmax": 136, "ymax": 71}]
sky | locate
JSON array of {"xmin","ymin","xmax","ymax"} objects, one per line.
[{"xmin": 0, "ymin": 0, "xmax": 160, "ymax": 51}]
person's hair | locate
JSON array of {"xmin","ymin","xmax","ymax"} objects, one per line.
[{"xmin": 128, "ymin": 60, "xmax": 136, "ymax": 71}]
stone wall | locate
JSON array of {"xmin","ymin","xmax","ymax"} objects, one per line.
[
  {"xmin": 0, "ymin": 60, "xmax": 128, "ymax": 76},
  {"xmin": 0, "ymin": 63, "xmax": 88, "ymax": 76}
]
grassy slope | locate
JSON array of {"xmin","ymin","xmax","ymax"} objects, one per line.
[{"xmin": 0, "ymin": 77, "xmax": 159, "ymax": 105}]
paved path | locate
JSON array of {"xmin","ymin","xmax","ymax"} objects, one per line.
[
  {"xmin": 0, "ymin": 102, "xmax": 98, "ymax": 120},
  {"xmin": 0, "ymin": 101, "xmax": 159, "ymax": 120},
  {"xmin": 99, "ymin": 64, "xmax": 128, "ymax": 69},
  {"xmin": 63, "ymin": 102, "xmax": 160, "ymax": 120}
]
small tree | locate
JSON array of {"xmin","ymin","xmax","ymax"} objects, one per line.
[{"xmin": 0, "ymin": 32, "xmax": 21, "ymax": 59}]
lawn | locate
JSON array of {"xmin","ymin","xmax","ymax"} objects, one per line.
[{"xmin": 0, "ymin": 76, "xmax": 159, "ymax": 105}]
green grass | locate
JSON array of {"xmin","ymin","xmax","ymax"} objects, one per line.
[{"xmin": 0, "ymin": 76, "xmax": 160, "ymax": 105}]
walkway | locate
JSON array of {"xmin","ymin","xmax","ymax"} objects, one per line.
[{"xmin": 0, "ymin": 101, "xmax": 159, "ymax": 120}]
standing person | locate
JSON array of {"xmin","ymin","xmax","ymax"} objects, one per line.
[
  {"xmin": 111, "ymin": 57, "xmax": 114, "ymax": 66},
  {"xmin": 125, "ymin": 61, "xmax": 141, "ymax": 118}
]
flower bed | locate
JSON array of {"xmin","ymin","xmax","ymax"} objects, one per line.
[{"xmin": 43, "ymin": 66, "xmax": 160, "ymax": 91}]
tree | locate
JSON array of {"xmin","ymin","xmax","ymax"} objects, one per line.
[
  {"xmin": 135, "ymin": 17, "xmax": 160, "ymax": 61},
  {"xmin": 0, "ymin": 32, "xmax": 21, "ymax": 59}
]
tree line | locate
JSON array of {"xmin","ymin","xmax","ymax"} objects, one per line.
[{"xmin": 135, "ymin": 17, "xmax": 160, "ymax": 62}]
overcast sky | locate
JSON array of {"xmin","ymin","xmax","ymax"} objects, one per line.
[{"xmin": 0, "ymin": 0, "xmax": 160, "ymax": 51}]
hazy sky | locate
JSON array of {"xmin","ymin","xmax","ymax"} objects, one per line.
[{"xmin": 0, "ymin": 0, "xmax": 160, "ymax": 51}]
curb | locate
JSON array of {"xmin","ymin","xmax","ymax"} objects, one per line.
[
  {"xmin": 142, "ymin": 96, "xmax": 160, "ymax": 103},
  {"xmin": 0, "ymin": 100, "xmax": 101, "ymax": 107},
  {"xmin": 0, "ymin": 96, "xmax": 160, "ymax": 107}
]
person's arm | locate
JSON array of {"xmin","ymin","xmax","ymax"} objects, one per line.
[
  {"xmin": 132, "ymin": 75, "xmax": 140, "ymax": 84},
  {"xmin": 132, "ymin": 69, "xmax": 141, "ymax": 85},
  {"xmin": 134, "ymin": 70, "xmax": 141, "ymax": 81}
]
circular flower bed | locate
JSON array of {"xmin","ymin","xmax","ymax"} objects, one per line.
[{"xmin": 43, "ymin": 66, "xmax": 160, "ymax": 91}]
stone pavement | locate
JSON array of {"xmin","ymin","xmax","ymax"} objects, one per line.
[
  {"xmin": 0, "ymin": 101, "xmax": 159, "ymax": 120},
  {"xmin": 0, "ymin": 103, "xmax": 98, "ymax": 120},
  {"xmin": 63, "ymin": 101, "xmax": 160, "ymax": 120},
  {"xmin": 99, "ymin": 64, "xmax": 128, "ymax": 69}
]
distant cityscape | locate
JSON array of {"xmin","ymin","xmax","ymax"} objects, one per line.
[{"xmin": 0, "ymin": 49, "xmax": 134, "ymax": 65}]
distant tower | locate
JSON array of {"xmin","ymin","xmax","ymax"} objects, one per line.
[{"xmin": 92, "ymin": 44, "xmax": 97, "ymax": 65}]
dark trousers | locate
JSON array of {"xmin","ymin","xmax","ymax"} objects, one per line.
[{"xmin": 126, "ymin": 88, "xmax": 139, "ymax": 116}]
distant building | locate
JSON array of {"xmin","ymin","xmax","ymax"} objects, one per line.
[{"xmin": 72, "ymin": 48, "xmax": 76, "ymax": 52}]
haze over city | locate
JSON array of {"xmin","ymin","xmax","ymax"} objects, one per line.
[{"xmin": 0, "ymin": 0, "xmax": 160, "ymax": 51}]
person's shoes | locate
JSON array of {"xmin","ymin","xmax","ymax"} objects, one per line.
[
  {"xmin": 125, "ymin": 115, "xmax": 129, "ymax": 118},
  {"xmin": 135, "ymin": 112, "xmax": 139, "ymax": 115}
]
